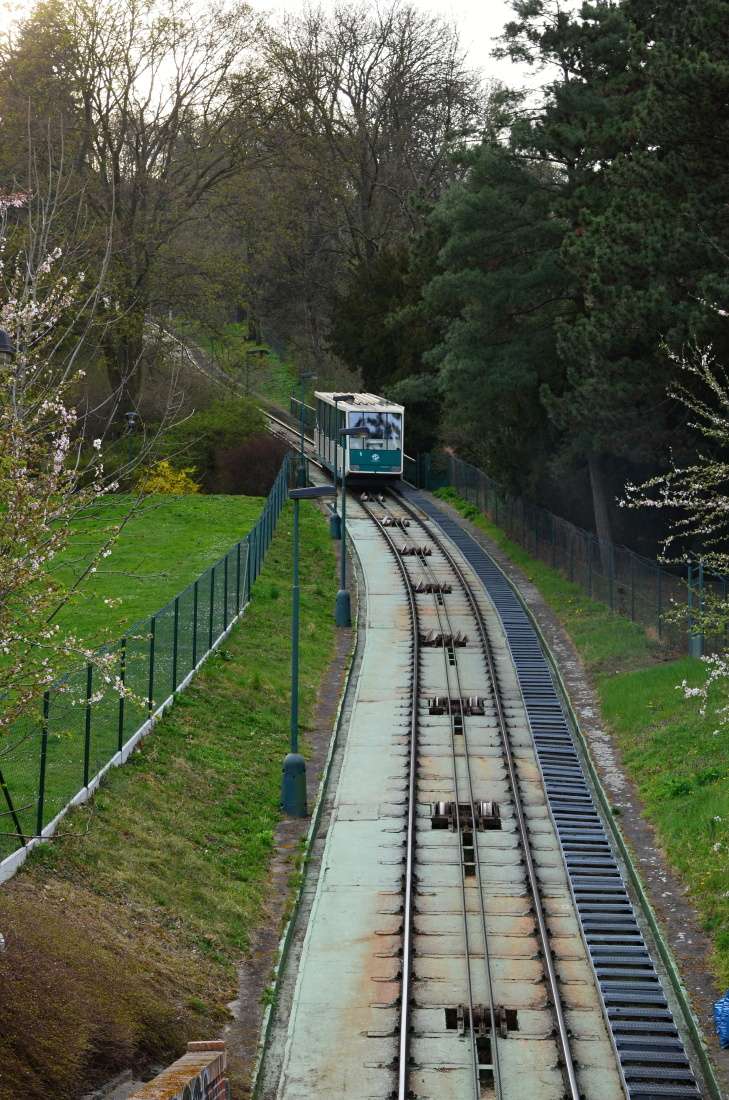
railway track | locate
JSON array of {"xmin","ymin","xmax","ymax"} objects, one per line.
[
  {"xmin": 255, "ymin": 415, "xmax": 706, "ymax": 1100},
  {"xmin": 357, "ymin": 489, "xmax": 599, "ymax": 1099},
  {"xmin": 356, "ymin": 487, "xmax": 702, "ymax": 1100}
]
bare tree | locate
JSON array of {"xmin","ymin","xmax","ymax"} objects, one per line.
[
  {"xmin": 3, "ymin": 0, "xmax": 273, "ymax": 406},
  {"xmin": 265, "ymin": 1, "xmax": 487, "ymax": 267}
]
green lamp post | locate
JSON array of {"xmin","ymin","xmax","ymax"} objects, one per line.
[
  {"xmin": 297, "ymin": 372, "xmax": 316, "ymax": 487},
  {"xmin": 334, "ymin": 426, "xmax": 362, "ymax": 628},
  {"xmin": 282, "ymin": 483, "xmax": 336, "ymax": 816},
  {"xmin": 329, "ymin": 393, "xmax": 355, "ymax": 540},
  {"xmin": 125, "ymin": 409, "xmax": 140, "ymax": 471}
]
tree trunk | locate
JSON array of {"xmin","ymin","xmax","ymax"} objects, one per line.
[
  {"xmin": 102, "ymin": 319, "xmax": 145, "ymax": 413},
  {"xmin": 588, "ymin": 452, "xmax": 613, "ymax": 572}
]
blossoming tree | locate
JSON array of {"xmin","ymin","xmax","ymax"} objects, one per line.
[
  {"xmin": 0, "ymin": 188, "xmax": 134, "ymax": 731},
  {"xmin": 622, "ymin": 340, "xmax": 729, "ymax": 716}
]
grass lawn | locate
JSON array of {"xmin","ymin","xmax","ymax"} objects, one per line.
[
  {"xmin": 436, "ymin": 487, "xmax": 729, "ymax": 987},
  {"xmin": 53, "ymin": 493, "xmax": 263, "ymax": 647},
  {"xmin": 0, "ymin": 493, "xmax": 267, "ymax": 864},
  {"xmin": 0, "ymin": 499, "xmax": 338, "ymax": 1100}
]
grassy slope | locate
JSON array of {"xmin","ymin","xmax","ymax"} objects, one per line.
[
  {"xmin": 53, "ymin": 494, "xmax": 263, "ymax": 646},
  {"xmin": 436, "ymin": 487, "xmax": 729, "ymax": 986},
  {"xmin": 0, "ymin": 501, "xmax": 337, "ymax": 1099},
  {"xmin": 180, "ymin": 320, "xmax": 299, "ymax": 408}
]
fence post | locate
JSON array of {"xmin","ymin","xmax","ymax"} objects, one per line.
[
  {"xmin": 223, "ymin": 555, "xmax": 229, "ymax": 632},
  {"xmin": 209, "ymin": 565, "xmax": 216, "ymax": 650},
  {"xmin": 37, "ymin": 691, "xmax": 50, "ymax": 838},
  {"xmin": 0, "ymin": 767, "xmax": 26, "ymax": 848},
  {"xmin": 192, "ymin": 580, "xmax": 199, "ymax": 669},
  {"xmin": 236, "ymin": 542, "xmax": 241, "ymax": 614},
  {"xmin": 172, "ymin": 596, "xmax": 180, "ymax": 692},
  {"xmin": 83, "ymin": 661, "xmax": 93, "ymax": 787},
  {"xmin": 148, "ymin": 616, "xmax": 156, "ymax": 715},
  {"xmin": 630, "ymin": 555, "xmax": 635, "ymax": 621},
  {"xmin": 245, "ymin": 534, "xmax": 252, "ymax": 603},
  {"xmin": 688, "ymin": 559, "xmax": 705, "ymax": 657},
  {"xmin": 118, "ymin": 637, "xmax": 126, "ymax": 752},
  {"xmin": 656, "ymin": 565, "xmax": 663, "ymax": 640}
]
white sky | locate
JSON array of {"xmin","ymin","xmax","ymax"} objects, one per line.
[
  {"xmin": 249, "ymin": 0, "xmax": 533, "ymax": 85},
  {"xmin": 3, "ymin": 0, "xmax": 536, "ymax": 87}
]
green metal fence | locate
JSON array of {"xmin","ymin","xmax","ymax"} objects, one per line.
[
  {"xmin": 0, "ymin": 455, "xmax": 291, "ymax": 878},
  {"xmin": 290, "ymin": 394, "xmax": 316, "ymax": 434},
  {"xmin": 439, "ymin": 453, "xmax": 720, "ymax": 656}
]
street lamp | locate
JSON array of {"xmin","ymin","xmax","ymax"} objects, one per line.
[
  {"xmin": 0, "ymin": 330, "xmax": 15, "ymax": 359},
  {"xmin": 297, "ymin": 372, "xmax": 316, "ymax": 487},
  {"xmin": 330, "ymin": 394, "xmax": 355, "ymax": 540},
  {"xmin": 282, "ymin": 483, "xmax": 336, "ymax": 816},
  {"xmin": 125, "ymin": 409, "xmax": 140, "ymax": 470},
  {"xmin": 335, "ymin": 426, "xmax": 362, "ymax": 628}
]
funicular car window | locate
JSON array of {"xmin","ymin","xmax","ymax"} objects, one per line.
[
  {"xmin": 348, "ymin": 410, "xmax": 386, "ymax": 442},
  {"xmin": 385, "ymin": 413, "xmax": 402, "ymax": 448}
]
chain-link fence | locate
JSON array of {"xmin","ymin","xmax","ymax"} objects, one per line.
[
  {"xmin": 433, "ymin": 453, "xmax": 722, "ymax": 657},
  {"xmin": 0, "ymin": 455, "xmax": 291, "ymax": 875}
]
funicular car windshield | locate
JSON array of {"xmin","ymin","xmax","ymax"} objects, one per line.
[{"xmin": 347, "ymin": 410, "xmax": 402, "ymax": 450}]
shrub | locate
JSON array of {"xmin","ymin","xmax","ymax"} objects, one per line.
[
  {"xmin": 212, "ymin": 433, "xmax": 289, "ymax": 495},
  {"xmin": 162, "ymin": 397, "xmax": 265, "ymax": 487},
  {"xmin": 137, "ymin": 460, "xmax": 200, "ymax": 495}
]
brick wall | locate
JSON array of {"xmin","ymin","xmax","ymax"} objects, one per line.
[{"xmin": 129, "ymin": 1041, "xmax": 230, "ymax": 1100}]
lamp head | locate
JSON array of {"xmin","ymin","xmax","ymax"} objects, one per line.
[
  {"xmin": 289, "ymin": 485, "xmax": 336, "ymax": 501},
  {"xmin": 0, "ymin": 330, "xmax": 16, "ymax": 359}
]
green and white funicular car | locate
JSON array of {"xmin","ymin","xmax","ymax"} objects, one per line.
[{"xmin": 314, "ymin": 392, "xmax": 405, "ymax": 478}]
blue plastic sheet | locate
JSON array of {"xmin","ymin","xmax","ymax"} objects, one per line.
[{"xmin": 714, "ymin": 990, "xmax": 729, "ymax": 1048}]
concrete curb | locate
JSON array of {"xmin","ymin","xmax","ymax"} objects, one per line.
[{"xmin": 250, "ymin": 522, "xmax": 363, "ymax": 1097}]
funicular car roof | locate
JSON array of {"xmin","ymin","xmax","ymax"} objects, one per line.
[{"xmin": 315, "ymin": 392, "xmax": 404, "ymax": 414}]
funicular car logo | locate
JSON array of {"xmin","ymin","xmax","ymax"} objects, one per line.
[{"xmin": 371, "ymin": 453, "xmax": 380, "ymax": 462}]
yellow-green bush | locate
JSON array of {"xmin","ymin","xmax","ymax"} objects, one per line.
[{"xmin": 137, "ymin": 460, "xmax": 200, "ymax": 495}]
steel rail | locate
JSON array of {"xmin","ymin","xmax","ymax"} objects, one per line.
[
  {"xmin": 395, "ymin": 516, "xmax": 486, "ymax": 1099},
  {"xmin": 376, "ymin": 493, "xmax": 504, "ymax": 1098},
  {"xmin": 399, "ymin": 501, "xmax": 504, "ymax": 1099},
  {"xmin": 356, "ymin": 496, "xmax": 420, "ymax": 1100},
  {"xmin": 263, "ymin": 411, "xmax": 325, "ymax": 473},
  {"xmin": 392, "ymin": 489, "xmax": 582, "ymax": 1100}
]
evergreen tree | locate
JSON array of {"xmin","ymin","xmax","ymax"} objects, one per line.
[
  {"xmin": 552, "ymin": 0, "xmax": 729, "ymax": 544},
  {"xmin": 427, "ymin": 0, "xmax": 638, "ymax": 519}
]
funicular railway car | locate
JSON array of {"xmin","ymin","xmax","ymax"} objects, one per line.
[{"xmin": 314, "ymin": 392, "xmax": 404, "ymax": 479}]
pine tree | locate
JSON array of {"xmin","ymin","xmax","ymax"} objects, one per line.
[
  {"xmin": 555, "ymin": 0, "xmax": 729, "ymax": 543},
  {"xmin": 427, "ymin": 0, "xmax": 638, "ymax": 519}
]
